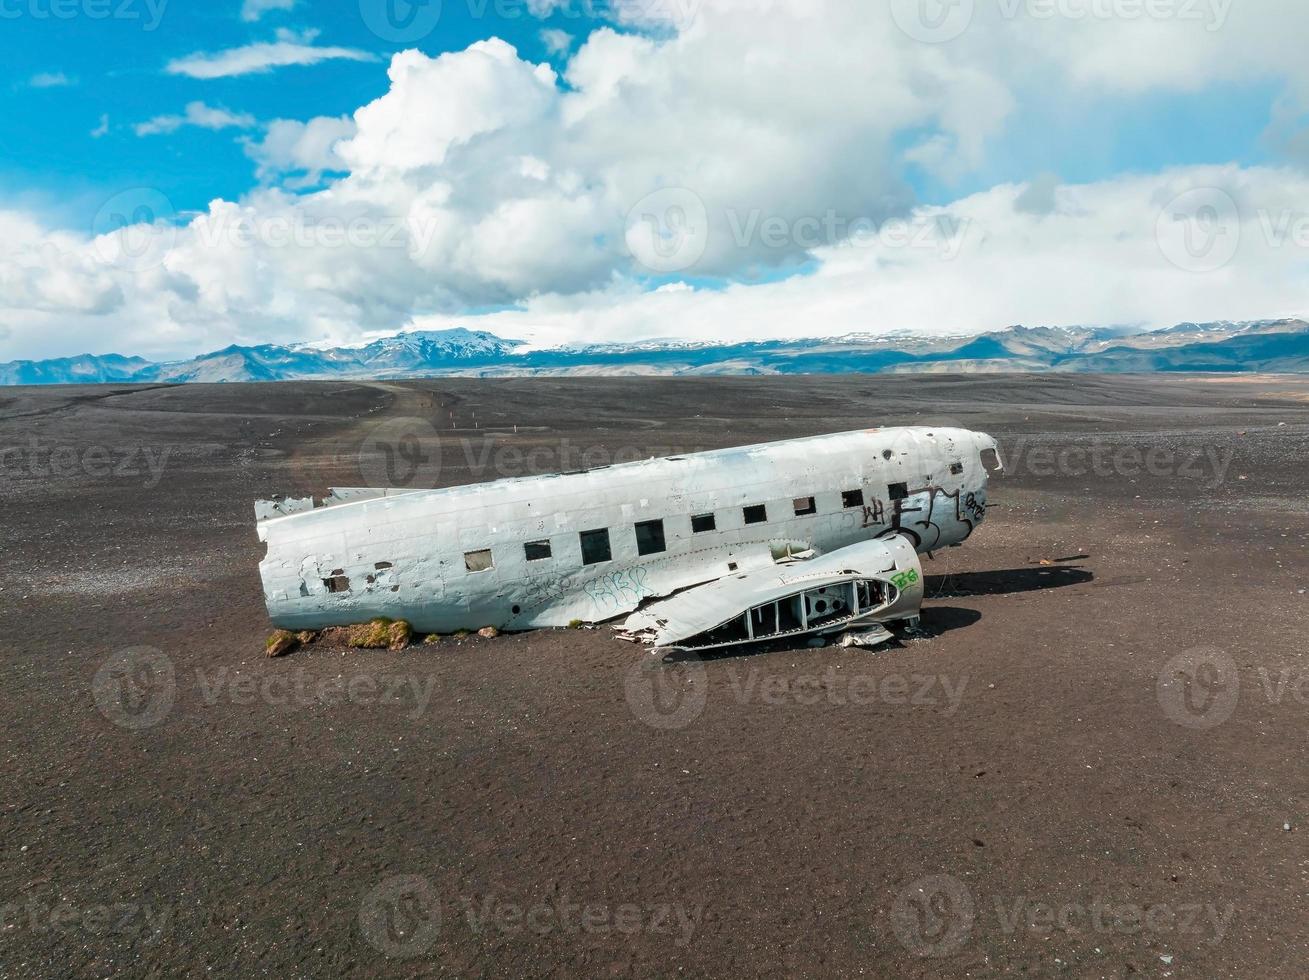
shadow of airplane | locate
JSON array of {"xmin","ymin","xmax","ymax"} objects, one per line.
[
  {"xmin": 657, "ymin": 566, "xmax": 1092, "ymax": 663},
  {"xmin": 925, "ymin": 565, "xmax": 1094, "ymax": 598}
]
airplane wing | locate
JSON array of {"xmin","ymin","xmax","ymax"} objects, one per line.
[{"xmin": 620, "ymin": 535, "xmax": 924, "ymax": 653}]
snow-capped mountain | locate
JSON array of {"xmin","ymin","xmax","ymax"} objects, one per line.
[{"xmin": 2, "ymin": 320, "xmax": 1307, "ymax": 385}]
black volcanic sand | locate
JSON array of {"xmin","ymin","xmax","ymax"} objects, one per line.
[{"xmin": 2, "ymin": 375, "xmax": 1308, "ymax": 977}]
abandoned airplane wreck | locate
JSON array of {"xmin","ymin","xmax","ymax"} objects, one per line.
[{"xmin": 255, "ymin": 427, "xmax": 1002, "ymax": 652}]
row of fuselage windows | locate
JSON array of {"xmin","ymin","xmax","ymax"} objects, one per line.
[{"xmin": 461, "ymin": 482, "xmax": 913, "ymax": 573}]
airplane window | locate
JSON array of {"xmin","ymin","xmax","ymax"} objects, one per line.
[
  {"xmin": 524, "ymin": 540, "xmax": 552, "ymax": 562},
  {"xmin": 793, "ymin": 496, "xmax": 817, "ymax": 516},
  {"xmin": 464, "ymin": 549, "xmax": 494, "ymax": 573},
  {"xmin": 743, "ymin": 504, "xmax": 768, "ymax": 525},
  {"xmin": 888, "ymin": 482, "xmax": 908, "ymax": 501},
  {"xmin": 841, "ymin": 489, "xmax": 864, "ymax": 508},
  {"xmin": 635, "ymin": 519, "xmax": 667, "ymax": 556},
  {"xmin": 580, "ymin": 528, "xmax": 612, "ymax": 565},
  {"xmin": 692, "ymin": 513, "xmax": 717, "ymax": 533}
]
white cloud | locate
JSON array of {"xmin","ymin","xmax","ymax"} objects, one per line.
[
  {"xmin": 241, "ymin": 0, "xmax": 295, "ymax": 21},
  {"xmin": 134, "ymin": 102, "xmax": 258, "ymax": 137},
  {"xmin": 7, "ymin": 0, "xmax": 1309, "ymax": 361},
  {"xmin": 6, "ymin": 164, "xmax": 1308, "ymax": 362},
  {"xmin": 245, "ymin": 115, "xmax": 357, "ymax": 184},
  {"xmin": 166, "ymin": 28, "xmax": 376, "ymax": 79},
  {"xmin": 90, "ymin": 114, "xmax": 110, "ymax": 139},
  {"xmin": 29, "ymin": 71, "xmax": 74, "ymax": 88},
  {"xmin": 398, "ymin": 165, "xmax": 1309, "ymax": 347},
  {"xmin": 540, "ymin": 28, "xmax": 573, "ymax": 56}
]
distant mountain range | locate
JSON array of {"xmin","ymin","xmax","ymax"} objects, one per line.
[{"xmin": 4, "ymin": 319, "xmax": 1309, "ymax": 385}]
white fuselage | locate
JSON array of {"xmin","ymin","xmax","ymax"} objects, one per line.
[{"xmin": 257, "ymin": 427, "xmax": 1000, "ymax": 633}]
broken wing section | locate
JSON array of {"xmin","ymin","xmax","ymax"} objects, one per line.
[
  {"xmin": 255, "ymin": 488, "xmax": 426, "ymax": 534},
  {"xmin": 620, "ymin": 535, "xmax": 924, "ymax": 653}
]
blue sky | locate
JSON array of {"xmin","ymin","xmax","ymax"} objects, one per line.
[
  {"xmin": 2, "ymin": 0, "xmax": 1307, "ymax": 361},
  {"xmin": 2, "ymin": 1, "xmax": 1278, "ymax": 223},
  {"xmin": 3, "ymin": 1, "xmax": 611, "ymax": 225}
]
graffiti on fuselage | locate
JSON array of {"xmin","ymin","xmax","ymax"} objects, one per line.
[
  {"xmin": 583, "ymin": 565, "xmax": 652, "ymax": 615},
  {"xmin": 876, "ymin": 482, "xmax": 985, "ymax": 552},
  {"xmin": 861, "ymin": 500, "xmax": 886, "ymax": 528}
]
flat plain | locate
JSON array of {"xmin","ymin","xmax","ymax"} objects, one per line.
[{"xmin": 2, "ymin": 374, "xmax": 1307, "ymax": 977}]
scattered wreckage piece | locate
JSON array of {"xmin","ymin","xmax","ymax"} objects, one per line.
[
  {"xmin": 254, "ymin": 427, "xmax": 1002, "ymax": 647},
  {"xmin": 619, "ymin": 537, "xmax": 922, "ymax": 652}
]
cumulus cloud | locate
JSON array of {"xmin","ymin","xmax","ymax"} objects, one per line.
[
  {"xmin": 166, "ymin": 28, "xmax": 376, "ymax": 79},
  {"xmin": 385, "ymin": 165, "xmax": 1309, "ymax": 347},
  {"xmin": 245, "ymin": 115, "xmax": 357, "ymax": 185},
  {"xmin": 6, "ymin": 0, "xmax": 1309, "ymax": 361},
  {"xmin": 134, "ymin": 102, "xmax": 258, "ymax": 137},
  {"xmin": 540, "ymin": 28, "xmax": 573, "ymax": 55}
]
